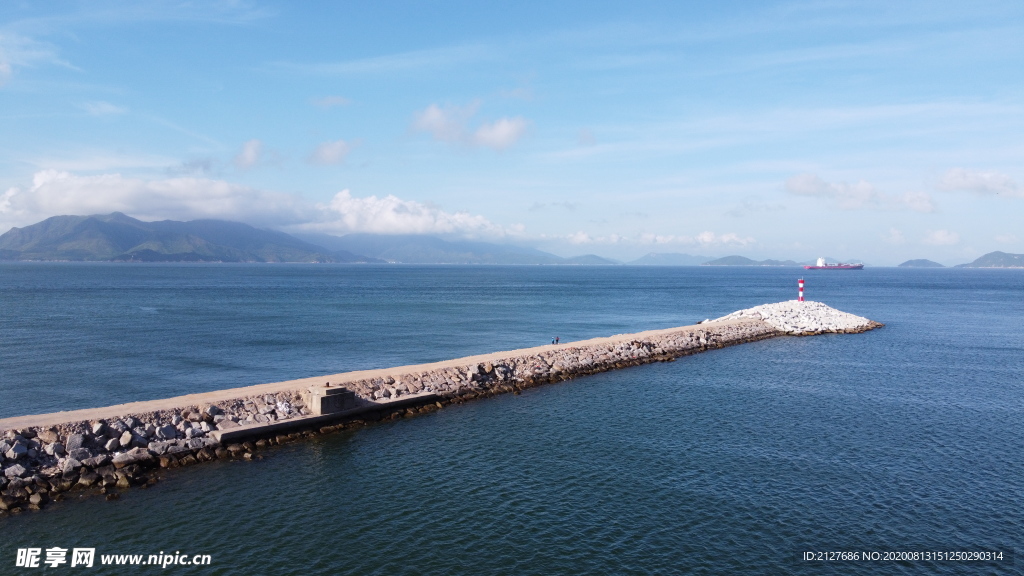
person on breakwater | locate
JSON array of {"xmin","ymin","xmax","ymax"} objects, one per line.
[{"xmin": 556, "ymin": 336, "xmax": 560, "ymax": 344}]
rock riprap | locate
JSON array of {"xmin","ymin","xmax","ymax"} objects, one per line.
[
  {"xmin": 709, "ymin": 300, "xmax": 882, "ymax": 335},
  {"xmin": 0, "ymin": 301, "xmax": 881, "ymax": 514}
]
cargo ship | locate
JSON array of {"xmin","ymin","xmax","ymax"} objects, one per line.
[{"xmin": 804, "ymin": 257, "xmax": 864, "ymax": 270}]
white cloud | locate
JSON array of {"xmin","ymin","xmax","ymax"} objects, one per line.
[
  {"xmin": 311, "ymin": 95, "xmax": 351, "ymax": 108},
  {"xmin": 234, "ymin": 139, "xmax": 266, "ymax": 169},
  {"xmin": 166, "ymin": 158, "xmax": 217, "ymax": 177},
  {"xmin": 306, "ymin": 190, "xmax": 504, "ymax": 236},
  {"xmin": 29, "ymin": 151, "xmax": 178, "ymax": 172},
  {"xmin": 922, "ymin": 229, "xmax": 960, "ymax": 246},
  {"xmin": 0, "ymin": 32, "xmax": 74, "ymax": 88},
  {"xmin": 309, "ymin": 140, "xmax": 353, "ymax": 165},
  {"xmin": 270, "ymin": 44, "xmax": 489, "ymax": 75},
  {"xmin": 0, "ymin": 187, "xmax": 18, "ymax": 215},
  {"xmin": 567, "ymin": 231, "xmax": 593, "ymax": 245},
  {"xmin": 882, "ymin": 228, "xmax": 906, "ymax": 244},
  {"xmin": 566, "ymin": 230, "xmax": 754, "ymax": 247},
  {"xmin": 638, "ymin": 233, "xmax": 683, "ymax": 244},
  {"xmin": 0, "ymin": 170, "xmax": 511, "ymax": 240},
  {"xmin": 726, "ymin": 196, "xmax": 785, "ymax": 217},
  {"xmin": 694, "ymin": 231, "xmax": 754, "ymax": 246},
  {"xmin": 413, "ymin": 103, "xmax": 476, "ymax": 143},
  {"xmin": 901, "ymin": 191, "xmax": 936, "ymax": 213},
  {"xmin": 528, "ymin": 201, "xmax": 579, "ymax": 212},
  {"xmin": 938, "ymin": 168, "xmax": 1023, "ymax": 198},
  {"xmin": 0, "ymin": 170, "xmax": 310, "ymax": 230},
  {"xmin": 785, "ymin": 173, "xmax": 935, "ymax": 212},
  {"xmin": 412, "ymin": 103, "xmax": 528, "ymax": 150},
  {"xmin": 473, "ymin": 118, "xmax": 527, "ymax": 150},
  {"xmin": 786, "ymin": 173, "xmax": 876, "ymax": 208},
  {"xmin": 81, "ymin": 101, "xmax": 127, "ymax": 116},
  {"xmin": 499, "ymin": 87, "xmax": 533, "ymax": 100}
]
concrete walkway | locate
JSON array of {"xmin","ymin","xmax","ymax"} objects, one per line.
[{"xmin": 0, "ymin": 318, "xmax": 757, "ymax": 431}]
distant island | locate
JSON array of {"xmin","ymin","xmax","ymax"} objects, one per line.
[
  {"xmin": 627, "ymin": 253, "xmax": 710, "ymax": 266},
  {"xmin": 702, "ymin": 255, "xmax": 803, "ymax": 267},
  {"xmin": 291, "ymin": 231, "xmax": 618, "ymax": 265},
  {"xmin": 954, "ymin": 251, "xmax": 1024, "ymax": 268},
  {"xmin": 898, "ymin": 259, "xmax": 944, "ymax": 268}
]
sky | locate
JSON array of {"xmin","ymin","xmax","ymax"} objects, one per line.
[{"xmin": 1, "ymin": 0, "xmax": 1022, "ymax": 265}]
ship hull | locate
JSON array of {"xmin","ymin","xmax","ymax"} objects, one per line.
[{"xmin": 803, "ymin": 264, "xmax": 864, "ymax": 270}]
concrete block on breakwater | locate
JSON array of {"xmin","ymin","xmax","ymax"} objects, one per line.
[{"xmin": 0, "ymin": 301, "xmax": 881, "ymax": 514}]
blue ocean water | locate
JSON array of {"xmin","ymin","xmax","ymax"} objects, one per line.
[{"xmin": 1, "ymin": 263, "xmax": 1022, "ymax": 574}]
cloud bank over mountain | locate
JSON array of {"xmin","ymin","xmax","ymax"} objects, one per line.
[{"xmin": 0, "ymin": 171, "xmax": 509, "ymax": 238}]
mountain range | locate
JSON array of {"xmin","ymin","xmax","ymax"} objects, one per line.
[
  {"xmin": 0, "ymin": 213, "xmax": 369, "ymax": 263},
  {"xmin": 954, "ymin": 251, "xmax": 1024, "ymax": 268},
  {"xmin": 626, "ymin": 252, "xmax": 710, "ymax": 266},
  {"xmin": 702, "ymin": 255, "xmax": 805, "ymax": 267},
  {"xmin": 0, "ymin": 213, "xmax": 619, "ymax": 265},
  {"xmin": 293, "ymin": 232, "xmax": 617, "ymax": 265},
  {"xmin": 1, "ymin": 213, "xmax": 1020, "ymax": 267}
]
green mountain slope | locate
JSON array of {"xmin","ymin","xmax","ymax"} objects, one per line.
[
  {"xmin": 702, "ymin": 255, "xmax": 802, "ymax": 266},
  {"xmin": 955, "ymin": 251, "xmax": 1024, "ymax": 268},
  {"xmin": 898, "ymin": 259, "xmax": 944, "ymax": 268},
  {"xmin": 0, "ymin": 213, "xmax": 375, "ymax": 263}
]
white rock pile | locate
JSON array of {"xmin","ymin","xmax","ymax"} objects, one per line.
[{"xmin": 710, "ymin": 300, "xmax": 882, "ymax": 335}]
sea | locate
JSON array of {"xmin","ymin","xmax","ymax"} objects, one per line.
[{"xmin": 0, "ymin": 263, "xmax": 1021, "ymax": 575}]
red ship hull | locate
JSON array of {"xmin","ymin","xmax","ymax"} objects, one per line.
[{"xmin": 803, "ymin": 264, "xmax": 864, "ymax": 270}]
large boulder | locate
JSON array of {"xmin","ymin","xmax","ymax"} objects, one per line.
[
  {"xmin": 187, "ymin": 438, "xmax": 218, "ymax": 450},
  {"xmin": 81, "ymin": 454, "xmax": 110, "ymax": 468},
  {"xmin": 4, "ymin": 441, "xmax": 28, "ymax": 460},
  {"xmin": 36, "ymin": 428, "xmax": 60, "ymax": 444},
  {"xmin": 112, "ymin": 448, "xmax": 153, "ymax": 469},
  {"xmin": 68, "ymin": 448, "xmax": 92, "ymax": 461},
  {"xmin": 61, "ymin": 458, "xmax": 82, "ymax": 473},
  {"xmin": 65, "ymin": 433, "xmax": 86, "ymax": 452},
  {"xmin": 165, "ymin": 442, "xmax": 192, "ymax": 455},
  {"xmin": 147, "ymin": 441, "xmax": 172, "ymax": 456},
  {"xmin": 3, "ymin": 464, "xmax": 27, "ymax": 478},
  {"xmin": 155, "ymin": 424, "xmax": 177, "ymax": 440}
]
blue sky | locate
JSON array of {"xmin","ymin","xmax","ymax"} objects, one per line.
[{"xmin": 1, "ymin": 0, "xmax": 1022, "ymax": 264}]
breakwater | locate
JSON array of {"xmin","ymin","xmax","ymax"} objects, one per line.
[{"xmin": 0, "ymin": 301, "xmax": 881, "ymax": 514}]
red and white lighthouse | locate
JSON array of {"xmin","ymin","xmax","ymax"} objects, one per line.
[{"xmin": 798, "ymin": 278, "xmax": 805, "ymax": 302}]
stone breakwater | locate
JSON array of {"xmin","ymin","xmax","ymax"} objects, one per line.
[
  {"xmin": 709, "ymin": 300, "xmax": 883, "ymax": 335},
  {"xmin": 0, "ymin": 302, "xmax": 881, "ymax": 515}
]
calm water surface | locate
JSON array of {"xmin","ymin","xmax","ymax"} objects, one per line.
[{"xmin": 0, "ymin": 264, "xmax": 1021, "ymax": 574}]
